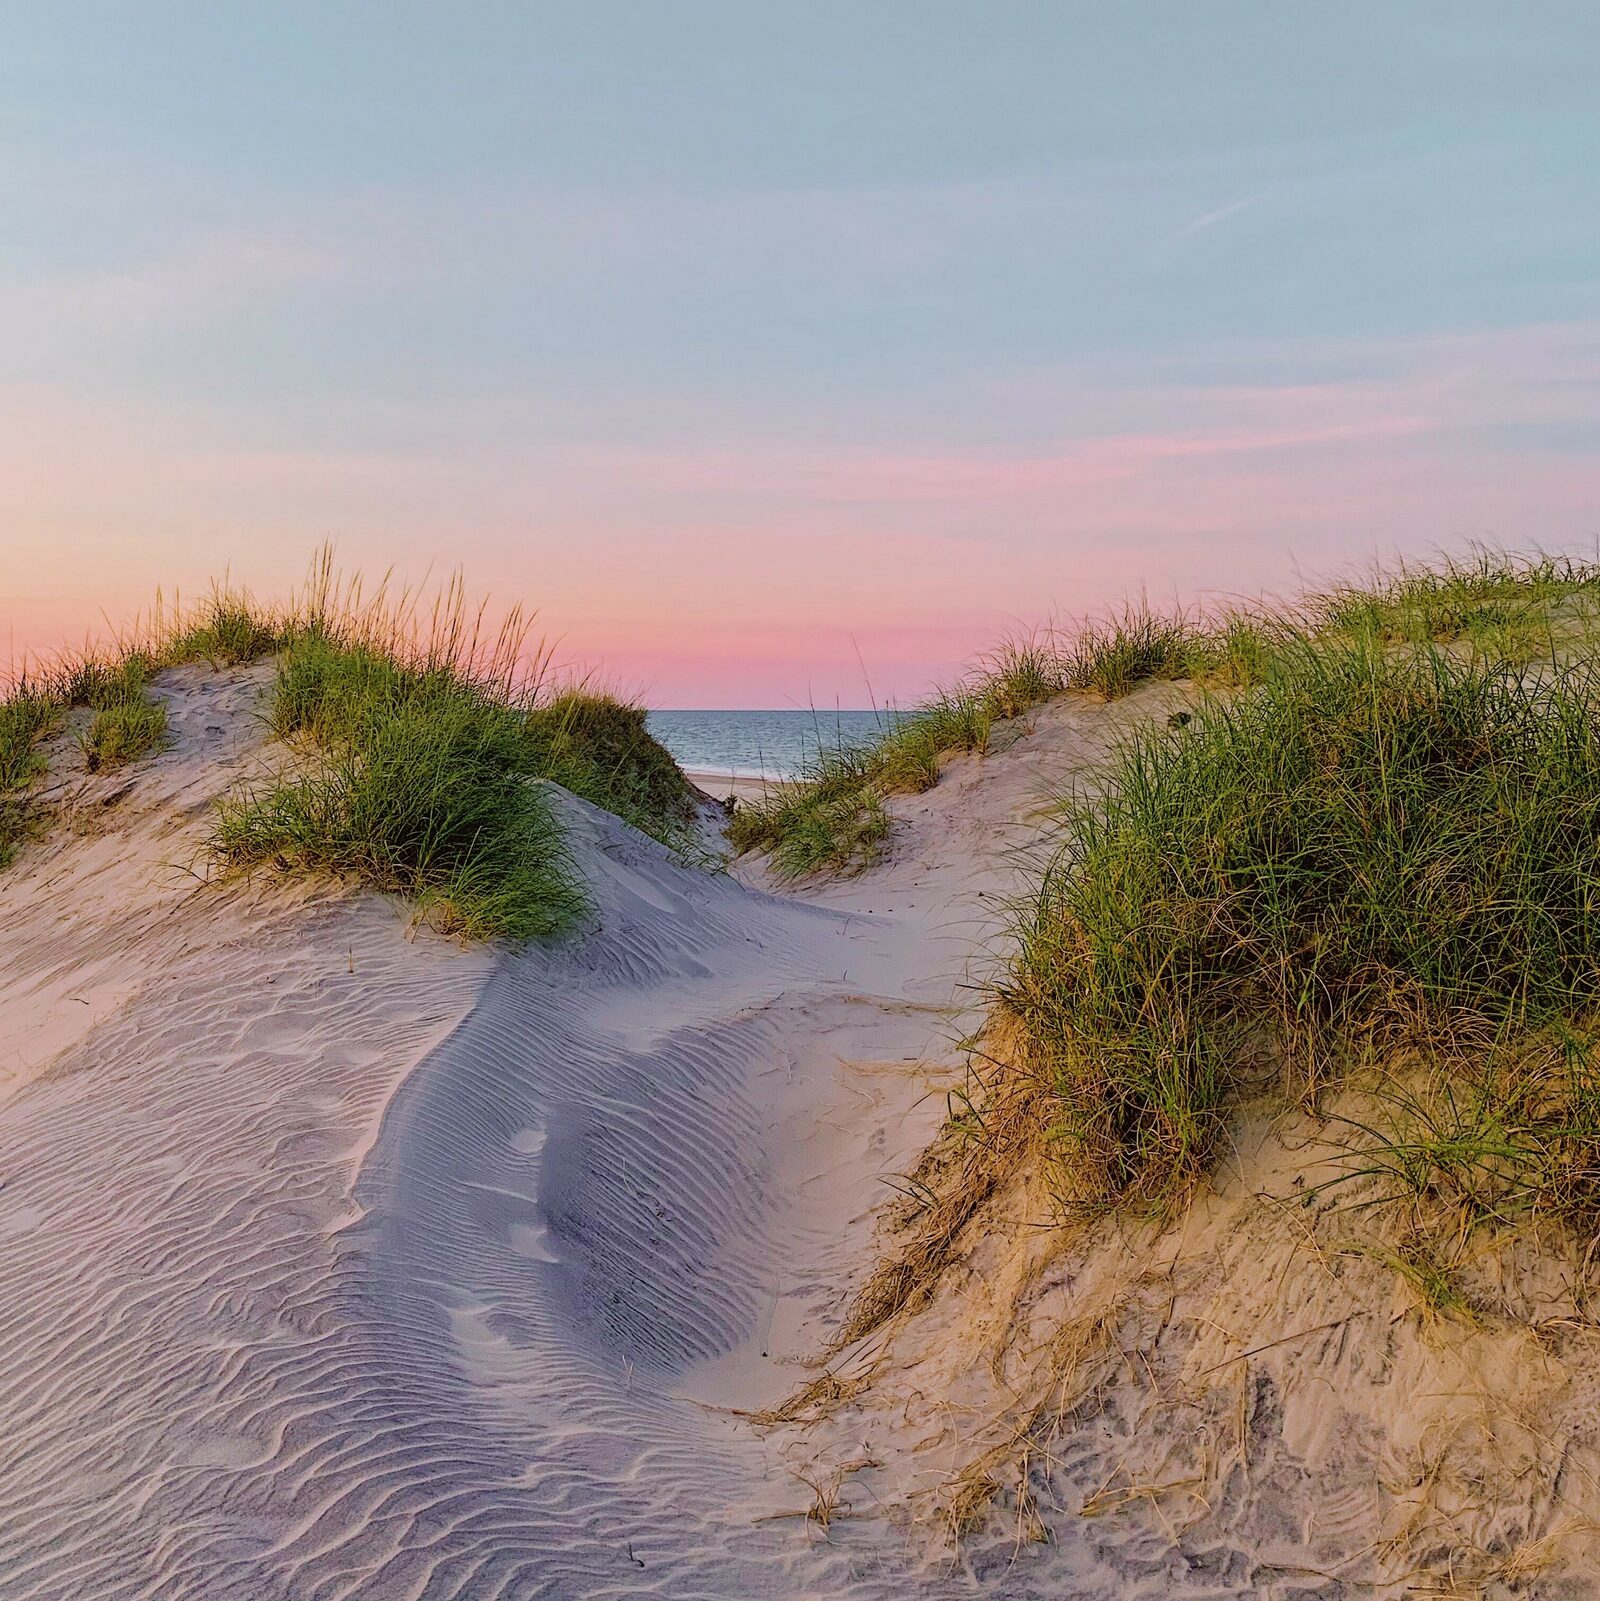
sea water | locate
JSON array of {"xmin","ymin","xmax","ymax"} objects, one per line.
[{"xmin": 645, "ymin": 708, "xmax": 889, "ymax": 781}]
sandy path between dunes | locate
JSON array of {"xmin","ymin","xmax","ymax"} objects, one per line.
[{"xmin": 0, "ymin": 670, "xmax": 1174, "ymax": 1599}]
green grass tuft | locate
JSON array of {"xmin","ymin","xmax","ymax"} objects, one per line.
[
  {"xmin": 2, "ymin": 552, "xmax": 695, "ymax": 929},
  {"xmin": 1318, "ymin": 548, "xmax": 1600, "ymax": 655},
  {"xmin": 0, "ymin": 685, "xmax": 60, "ymax": 865},
  {"xmin": 1002, "ymin": 627, "xmax": 1600, "ymax": 1211},
  {"xmin": 216, "ymin": 667, "xmax": 584, "ymax": 941},
  {"xmin": 523, "ymin": 690, "xmax": 696, "ymax": 844},
  {"xmin": 975, "ymin": 635, "xmax": 1066, "ymax": 719},
  {"xmin": 1061, "ymin": 607, "xmax": 1191, "ymax": 700},
  {"xmin": 727, "ymin": 616, "xmax": 1170, "ymax": 878},
  {"xmin": 81, "ymin": 700, "xmax": 168, "ymax": 772},
  {"xmin": 215, "ymin": 627, "xmax": 693, "ymax": 939},
  {"xmin": 164, "ymin": 592, "xmax": 285, "ymax": 667},
  {"xmin": 732, "ymin": 551, "xmax": 1600, "ymax": 885},
  {"xmin": 1180, "ymin": 613, "xmax": 1279, "ymax": 688},
  {"xmin": 70, "ymin": 654, "xmax": 170, "ymax": 773},
  {"xmin": 727, "ymin": 742, "xmax": 893, "ymax": 878},
  {"xmin": 0, "ymin": 687, "xmax": 59, "ymax": 792}
]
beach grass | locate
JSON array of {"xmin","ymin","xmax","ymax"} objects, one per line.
[
  {"xmin": 732, "ymin": 549, "xmax": 1600, "ymax": 886},
  {"xmin": 212, "ymin": 578, "xmax": 695, "ymax": 939},
  {"xmin": 726, "ymin": 745, "xmax": 893, "ymax": 877},
  {"xmin": 164, "ymin": 593, "xmax": 287, "ymax": 668},
  {"xmin": 728, "ymin": 630, "xmax": 1069, "ymax": 878},
  {"xmin": 827, "ymin": 553, "xmax": 1600, "ymax": 1379},
  {"xmin": 1060, "ymin": 605, "xmax": 1192, "ymax": 699},
  {"xmin": 0, "ymin": 582, "xmax": 291, "ymax": 867},
  {"xmin": 1, "ymin": 649, "xmax": 172, "ymax": 857},
  {"xmin": 216, "ymin": 643, "xmax": 586, "ymax": 940},
  {"xmin": 726, "ymin": 601, "xmax": 1260, "ymax": 882},
  {"xmin": 76, "ymin": 654, "xmax": 169, "ymax": 772},
  {"xmin": 1316, "ymin": 548, "xmax": 1600, "ymax": 645},
  {"xmin": 0, "ymin": 684, "xmax": 60, "ymax": 865},
  {"xmin": 2, "ymin": 556, "xmax": 695, "ymax": 939},
  {"xmin": 1001, "ymin": 614, "xmax": 1600, "ymax": 1216},
  {"xmin": 522, "ymin": 689, "xmax": 696, "ymax": 842},
  {"xmin": 81, "ymin": 698, "xmax": 169, "ymax": 773}
]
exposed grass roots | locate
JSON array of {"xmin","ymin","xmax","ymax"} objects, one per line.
[{"xmin": 831, "ymin": 1026, "xmax": 1048, "ymax": 1348}]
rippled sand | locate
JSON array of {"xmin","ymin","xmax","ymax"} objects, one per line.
[{"xmin": 9, "ymin": 666, "xmax": 1598, "ymax": 1598}]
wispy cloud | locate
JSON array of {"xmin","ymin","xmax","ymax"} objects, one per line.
[{"xmin": 1160, "ymin": 195, "xmax": 1257, "ymax": 247}]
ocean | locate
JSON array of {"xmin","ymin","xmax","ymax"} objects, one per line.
[{"xmin": 645, "ymin": 708, "xmax": 890, "ymax": 781}]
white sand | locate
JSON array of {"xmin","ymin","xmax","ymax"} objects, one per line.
[
  {"xmin": 683, "ymin": 766, "xmax": 775, "ymax": 806},
  {"xmin": 5, "ymin": 670, "xmax": 1598, "ymax": 1597}
]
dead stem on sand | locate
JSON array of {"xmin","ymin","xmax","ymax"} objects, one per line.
[
  {"xmin": 942, "ymin": 1297, "xmax": 1129, "ymax": 1537},
  {"xmin": 834, "ymin": 1019, "xmax": 1056, "ymax": 1351},
  {"xmin": 756, "ymin": 1455, "xmax": 883, "ymax": 1539},
  {"xmin": 747, "ymin": 1366, "xmax": 879, "ymax": 1429}
]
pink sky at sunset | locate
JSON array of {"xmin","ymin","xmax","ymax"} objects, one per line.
[
  {"xmin": 3, "ymin": 9, "xmax": 1597, "ymax": 705},
  {"xmin": 5, "ymin": 324, "xmax": 1597, "ymax": 706}
]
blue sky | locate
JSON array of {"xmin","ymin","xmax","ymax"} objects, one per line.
[{"xmin": 2, "ymin": 3, "xmax": 1596, "ymax": 703}]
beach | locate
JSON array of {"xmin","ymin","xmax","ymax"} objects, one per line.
[
  {"xmin": 5, "ymin": 6, "xmax": 1594, "ymax": 1593},
  {"xmin": 683, "ymin": 765, "xmax": 778, "ymax": 806}
]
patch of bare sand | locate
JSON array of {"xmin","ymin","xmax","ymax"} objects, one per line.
[{"xmin": 0, "ymin": 665, "xmax": 1138, "ymax": 1597}]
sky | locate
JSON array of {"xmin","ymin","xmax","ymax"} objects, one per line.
[{"xmin": 1, "ymin": 3, "xmax": 1596, "ymax": 707}]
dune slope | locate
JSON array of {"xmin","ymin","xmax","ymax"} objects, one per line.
[
  {"xmin": 2, "ymin": 664, "xmax": 1145, "ymax": 1598},
  {"xmin": 17, "ymin": 661, "xmax": 1557, "ymax": 1600}
]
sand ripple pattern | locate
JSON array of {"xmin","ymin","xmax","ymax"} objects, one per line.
[{"xmin": 0, "ymin": 785, "xmax": 952, "ymax": 1598}]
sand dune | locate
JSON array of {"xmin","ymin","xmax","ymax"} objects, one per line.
[
  {"xmin": 12, "ymin": 664, "xmax": 1588, "ymax": 1598},
  {"xmin": 1, "ymin": 664, "xmax": 1128, "ymax": 1597}
]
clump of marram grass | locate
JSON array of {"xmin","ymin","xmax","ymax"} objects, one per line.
[
  {"xmin": 81, "ymin": 699, "xmax": 168, "ymax": 772},
  {"xmin": 2, "ymin": 553, "xmax": 694, "ymax": 929},
  {"xmin": 1322, "ymin": 1020, "xmax": 1600, "ymax": 1237},
  {"xmin": 214, "ymin": 595, "xmax": 693, "ymax": 939},
  {"xmin": 215, "ymin": 620, "xmax": 585, "ymax": 941},
  {"xmin": 727, "ymin": 745, "xmax": 892, "ymax": 878},
  {"xmin": 76, "ymin": 654, "xmax": 168, "ymax": 772},
  {"xmin": 216, "ymin": 666, "xmax": 584, "ymax": 940},
  {"xmin": 163, "ymin": 590, "xmax": 286, "ymax": 667},
  {"xmin": 0, "ymin": 650, "xmax": 174, "ymax": 856},
  {"xmin": 729, "ymin": 615, "xmax": 1181, "ymax": 879},
  {"xmin": 1060, "ymin": 605, "xmax": 1192, "ymax": 699},
  {"xmin": 730, "ymin": 631, "xmax": 1075, "ymax": 879},
  {"xmin": 732, "ymin": 552, "xmax": 1600, "ymax": 884},
  {"xmin": 1178, "ymin": 611, "xmax": 1281, "ymax": 688},
  {"xmin": 523, "ymin": 690, "xmax": 695, "ymax": 841},
  {"xmin": 1001, "ymin": 630, "xmax": 1600, "ymax": 1212},
  {"xmin": 0, "ymin": 683, "xmax": 61, "ymax": 865},
  {"xmin": 0, "ymin": 685, "xmax": 59, "ymax": 792},
  {"xmin": 975, "ymin": 633, "xmax": 1066, "ymax": 719},
  {"xmin": 0, "ymin": 580, "xmax": 283, "ymax": 864},
  {"xmin": 1318, "ymin": 547, "xmax": 1600, "ymax": 658}
]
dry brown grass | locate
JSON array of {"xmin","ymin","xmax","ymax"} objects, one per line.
[
  {"xmin": 833, "ymin": 1016, "xmax": 1057, "ymax": 1350},
  {"xmin": 942, "ymin": 1297, "xmax": 1129, "ymax": 1538}
]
